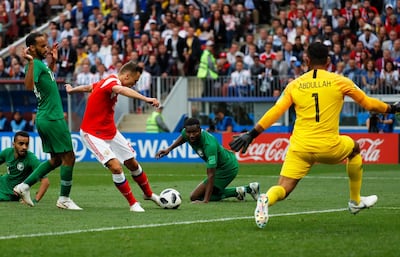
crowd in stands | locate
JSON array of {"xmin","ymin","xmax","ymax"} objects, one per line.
[{"xmin": 1, "ymin": 0, "xmax": 400, "ymax": 123}]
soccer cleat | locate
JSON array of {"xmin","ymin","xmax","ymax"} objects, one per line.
[
  {"xmin": 143, "ymin": 193, "xmax": 161, "ymax": 207},
  {"xmin": 348, "ymin": 195, "xmax": 378, "ymax": 214},
  {"xmin": 13, "ymin": 183, "xmax": 34, "ymax": 207},
  {"xmin": 249, "ymin": 182, "xmax": 260, "ymax": 201},
  {"xmin": 255, "ymin": 194, "xmax": 269, "ymax": 229},
  {"xmin": 130, "ymin": 202, "xmax": 145, "ymax": 212},
  {"xmin": 56, "ymin": 197, "xmax": 83, "ymax": 210},
  {"xmin": 236, "ymin": 186, "xmax": 246, "ymax": 201}
]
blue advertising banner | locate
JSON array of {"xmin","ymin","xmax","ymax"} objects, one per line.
[{"xmin": 0, "ymin": 132, "xmax": 222, "ymax": 163}]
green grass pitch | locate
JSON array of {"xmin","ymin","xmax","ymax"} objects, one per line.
[{"xmin": 0, "ymin": 162, "xmax": 399, "ymax": 257}]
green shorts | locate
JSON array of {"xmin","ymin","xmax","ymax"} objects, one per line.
[
  {"xmin": 36, "ymin": 119, "xmax": 73, "ymax": 154},
  {"xmin": 202, "ymin": 167, "xmax": 239, "ymax": 191}
]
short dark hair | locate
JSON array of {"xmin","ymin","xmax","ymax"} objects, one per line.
[
  {"xmin": 119, "ymin": 61, "xmax": 142, "ymax": 74},
  {"xmin": 14, "ymin": 131, "xmax": 29, "ymax": 142},
  {"xmin": 184, "ymin": 118, "xmax": 200, "ymax": 127},
  {"xmin": 26, "ymin": 32, "xmax": 44, "ymax": 47},
  {"xmin": 307, "ymin": 41, "xmax": 329, "ymax": 66}
]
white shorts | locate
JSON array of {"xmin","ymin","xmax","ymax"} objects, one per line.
[{"xmin": 80, "ymin": 130, "xmax": 137, "ymax": 165}]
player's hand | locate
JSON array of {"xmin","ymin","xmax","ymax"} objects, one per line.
[
  {"xmin": 156, "ymin": 149, "xmax": 170, "ymax": 159},
  {"xmin": 50, "ymin": 42, "xmax": 58, "ymax": 61},
  {"xmin": 191, "ymin": 200, "xmax": 208, "ymax": 204},
  {"xmin": 147, "ymin": 98, "xmax": 160, "ymax": 108},
  {"xmin": 64, "ymin": 84, "xmax": 73, "ymax": 94},
  {"xmin": 21, "ymin": 47, "xmax": 33, "ymax": 61},
  {"xmin": 389, "ymin": 102, "xmax": 400, "ymax": 113},
  {"xmin": 229, "ymin": 132, "xmax": 254, "ymax": 154}
]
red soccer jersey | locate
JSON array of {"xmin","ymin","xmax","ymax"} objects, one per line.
[{"xmin": 81, "ymin": 74, "xmax": 120, "ymax": 139}]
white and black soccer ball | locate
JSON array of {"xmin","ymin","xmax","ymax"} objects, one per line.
[{"xmin": 159, "ymin": 188, "xmax": 182, "ymax": 209}]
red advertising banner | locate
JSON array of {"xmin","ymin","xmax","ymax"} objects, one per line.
[{"xmin": 222, "ymin": 133, "xmax": 399, "ymax": 164}]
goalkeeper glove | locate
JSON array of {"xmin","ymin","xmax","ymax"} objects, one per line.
[
  {"xmin": 229, "ymin": 129, "xmax": 260, "ymax": 154},
  {"xmin": 389, "ymin": 102, "xmax": 400, "ymax": 113}
]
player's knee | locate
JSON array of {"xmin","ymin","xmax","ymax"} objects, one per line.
[
  {"xmin": 106, "ymin": 159, "xmax": 123, "ymax": 174},
  {"xmin": 129, "ymin": 164, "xmax": 142, "ymax": 176}
]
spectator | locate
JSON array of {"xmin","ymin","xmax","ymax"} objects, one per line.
[
  {"xmin": 227, "ymin": 60, "xmax": 252, "ymax": 97},
  {"xmin": 243, "ymin": 44, "xmax": 258, "ymax": 68},
  {"xmin": 370, "ymin": 41, "xmax": 383, "ymax": 61},
  {"xmin": 361, "ymin": 59, "xmax": 380, "ymax": 94},
  {"xmin": 214, "ymin": 108, "xmax": 236, "ymax": 132},
  {"xmin": 375, "ymin": 49, "xmax": 393, "ymax": 72},
  {"xmin": 271, "ymin": 50, "xmax": 289, "ymax": 77},
  {"xmin": 76, "ymin": 62, "xmax": 97, "ymax": 86},
  {"xmin": 0, "ymin": 3, "xmax": 11, "ymax": 49},
  {"xmin": 87, "ymin": 43, "xmax": 104, "ymax": 69},
  {"xmin": 382, "ymin": 30, "xmax": 398, "ymax": 51},
  {"xmin": 146, "ymin": 106, "xmax": 170, "ymax": 133},
  {"xmin": 10, "ymin": 110, "xmax": 27, "ymax": 132},
  {"xmin": 134, "ymin": 62, "xmax": 152, "ymax": 113},
  {"xmin": 250, "ymin": 53, "xmax": 264, "ymax": 93},
  {"xmin": 343, "ymin": 58, "xmax": 362, "ymax": 85},
  {"xmin": 71, "ymin": 0, "xmax": 88, "ymax": 31},
  {"xmin": 261, "ymin": 56, "xmax": 280, "ymax": 97},
  {"xmin": 57, "ymin": 37, "xmax": 78, "ymax": 79},
  {"xmin": 391, "ymin": 39, "xmax": 400, "ymax": 60},
  {"xmin": 4, "ymin": 46, "xmax": 22, "ymax": 68},
  {"xmin": 197, "ymin": 40, "xmax": 218, "ymax": 97},
  {"xmin": 0, "ymin": 107, "xmax": 11, "ymax": 132},
  {"xmin": 209, "ymin": 9, "xmax": 226, "ymax": 54},
  {"xmin": 349, "ymin": 40, "xmax": 369, "ymax": 68},
  {"xmin": 0, "ymin": 57, "xmax": 9, "ymax": 78},
  {"xmin": 358, "ymin": 23, "xmax": 379, "ymax": 51},
  {"xmin": 222, "ymin": 4, "xmax": 236, "ymax": 49},
  {"xmin": 179, "ymin": 26, "xmax": 202, "ymax": 76},
  {"xmin": 59, "ymin": 19, "xmax": 74, "ymax": 40},
  {"xmin": 379, "ymin": 113, "xmax": 396, "ymax": 132},
  {"xmin": 379, "ymin": 60, "xmax": 399, "ymax": 94},
  {"xmin": 7, "ymin": 57, "xmax": 24, "ymax": 79}
]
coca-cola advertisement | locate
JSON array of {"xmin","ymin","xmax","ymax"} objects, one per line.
[{"xmin": 222, "ymin": 133, "xmax": 399, "ymax": 164}]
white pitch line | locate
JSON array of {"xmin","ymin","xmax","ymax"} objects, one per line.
[{"xmin": 0, "ymin": 208, "xmax": 347, "ymax": 241}]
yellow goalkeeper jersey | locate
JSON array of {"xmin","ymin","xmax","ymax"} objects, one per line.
[{"xmin": 258, "ymin": 69, "xmax": 389, "ymax": 152}]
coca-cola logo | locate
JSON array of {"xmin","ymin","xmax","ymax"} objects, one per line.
[
  {"xmin": 235, "ymin": 138, "xmax": 290, "ymax": 162},
  {"xmin": 357, "ymin": 138, "xmax": 383, "ymax": 162}
]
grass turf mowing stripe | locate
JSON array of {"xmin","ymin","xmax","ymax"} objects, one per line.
[{"xmin": 0, "ymin": 208, "xmax": 347, "ymax": 240}]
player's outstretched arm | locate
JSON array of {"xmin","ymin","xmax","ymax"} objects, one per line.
[
  {"xmin": 113, "ymin": 86, "xmax": 160, "ymax": 108},
  {"xmin": 155, "ymin": 135, "xmax": 185, "ymax": 159},
  {"xmin": 65, "ymin": 84, "xmax": 93, "ymax": 94}
]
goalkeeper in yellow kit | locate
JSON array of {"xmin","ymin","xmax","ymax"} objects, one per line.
[{"xmin": 230, "ymin": 41, "xmax": 400, "ymax": 228}]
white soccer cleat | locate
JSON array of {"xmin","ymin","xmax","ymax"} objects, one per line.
[
  {"xmin": 348, "ymin": 195, "xmax": 378, "ymax": 214},
  {"xmin": 236, "ymin": 186, "xmax": 246, "ymax": 201},
  {"xmin": 143, "ymin": 193, "xmax": 161, "ymax": 207},
  {"xmin": 130, "ymin": 202, "xmax": 145, "ymax": 212},
  {"xmin": 255, "ymin": 194, "xmax": 269, "ymax": 229},
  {"xmin": 13, "ymin": 183, "xmax": 34, "ymax": 207},
  {"xmin": 249, "ymin": 182, "xmax": 260, "ymax": 201},
  {"xmin": 56, "ymin": 197, "xmax": 83, "ymax": 210}
]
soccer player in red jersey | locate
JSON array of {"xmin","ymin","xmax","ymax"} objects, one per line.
[{"xmin": 65, "ymin": 61, "xmax": 161, "ymax": 212}]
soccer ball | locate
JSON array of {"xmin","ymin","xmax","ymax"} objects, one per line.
[{"xmin": 159, "ymin": 188, "xmax": 182, "ymax": 209}]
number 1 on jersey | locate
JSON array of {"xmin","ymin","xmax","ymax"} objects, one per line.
[{"xmin": 312, "ymin": 93, "xmax": 320, "ymax": 122}]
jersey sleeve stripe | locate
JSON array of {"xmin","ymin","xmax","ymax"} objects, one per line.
[{"xmin": 100, "ymin": 76, "xmax": 120, "ymax": 88}]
